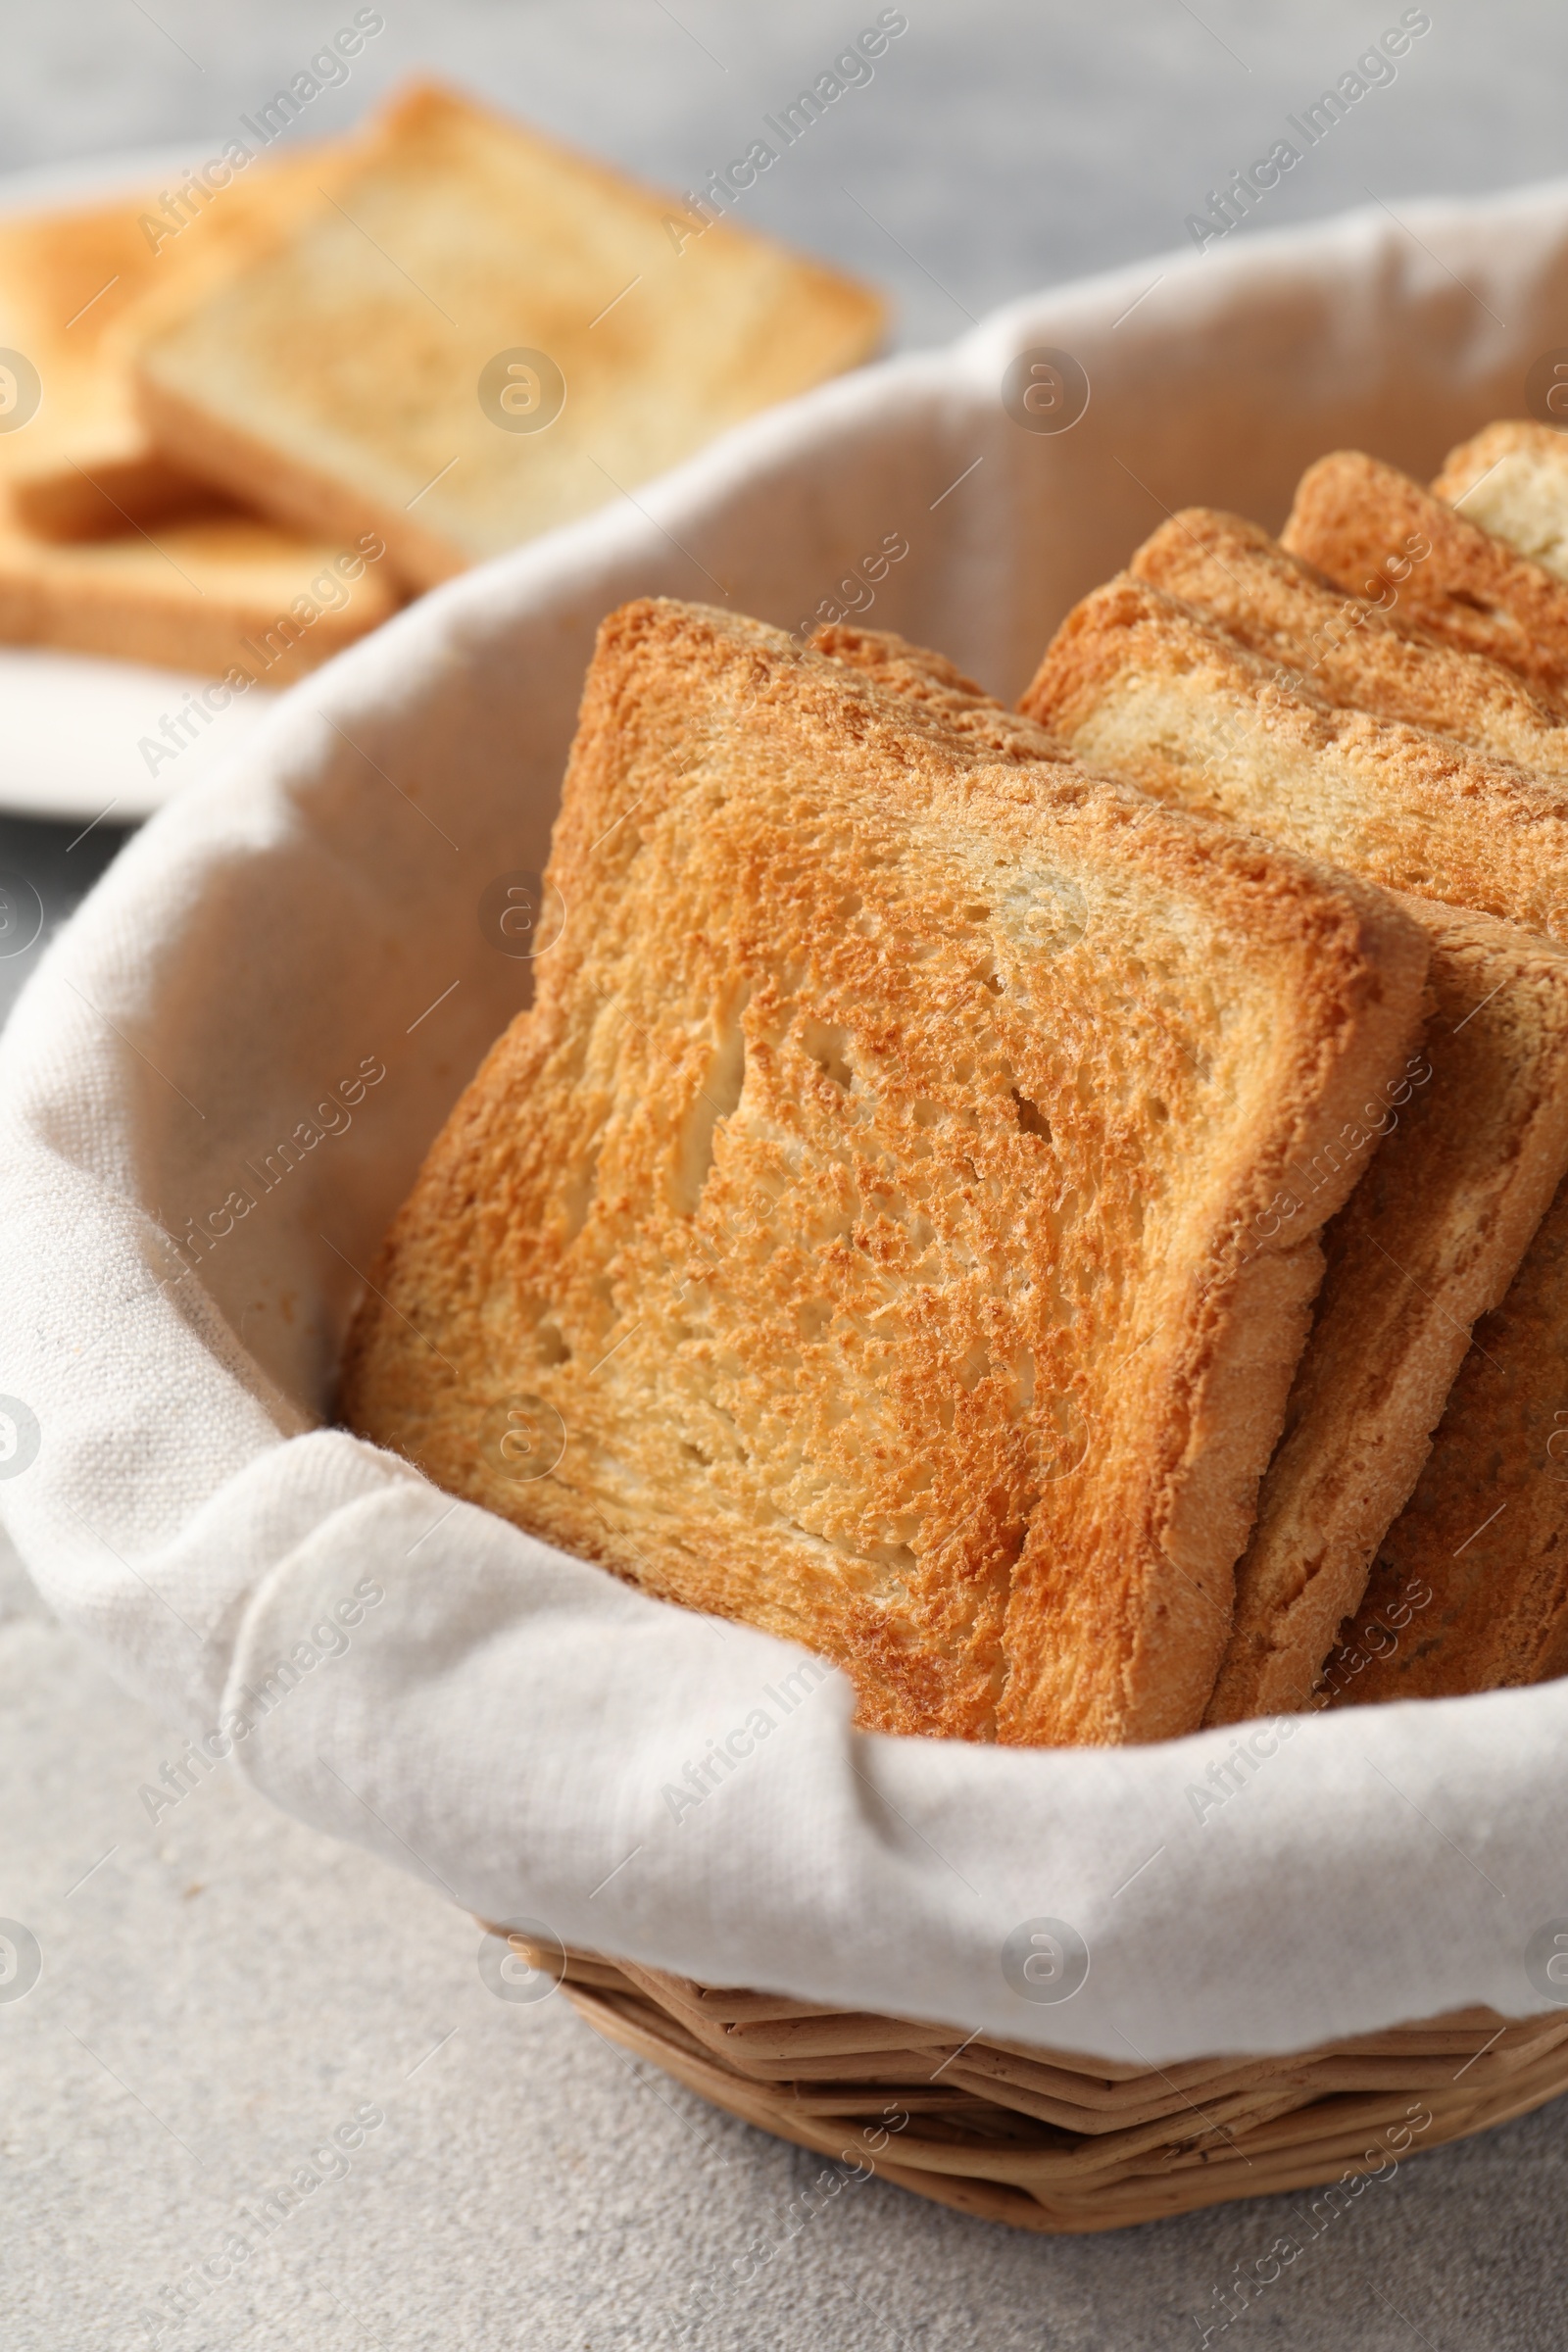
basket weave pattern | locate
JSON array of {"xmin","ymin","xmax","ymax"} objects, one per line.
[{"xmin": 511, "ymin": 1936, "xmax": 1568, "ymax": 2230}]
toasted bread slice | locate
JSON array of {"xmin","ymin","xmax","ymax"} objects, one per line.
[
  {"xmin": 0, "ymin": 511, "xmax": 397, "ymax": 681},
  {"xmin": 340, "ymin": 599, "xmax": 1427, "ymax": 1747},
  {"xmin": 1020, "ymin": 576, "xmax": 1568, "ymax": 936},
  {"xmin": 1021, "ymin": 583, "xmax": 1568, "ymax": 1711},
  {"xmin": 1281, "ymin": 452, "xmax": 1568, "ymax": 707},
  {"xmin": 0, "ymin": 138, "xmax": 362, "ymax": 538},
  {"xmin": 808, "ymin": 618, "xmax": 1074, "ymax": 758},
  {"xmin": 1432, "ymin": 419, "xmax": 1568, "ymax": 581},
  {"xmin": 1330, "ymin": 1178, "xmax": 1568, "ymax": 1703},
  {"xmin": 853, "ymin": 615, "xmax": 1568, "ymax": 1723},
  {"xmin": 1206, "ymin": 902, "xmax": 1568, "ymax": 1722},
  {"xmin": 1129, "ymin": 508, "xmax": 1568, "ymax": 779},
  {"xmin": 133, "ymin": 81, "xmax": 887, "ymax": 590}
]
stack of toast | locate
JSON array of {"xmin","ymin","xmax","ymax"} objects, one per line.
[
  {"xmin": 341, "ymin": 420, "xmax": 1568, "ymax": 1746},
  {"xmin": 0, "ymin": 80, "xmax": 882, "ymax": 686}
]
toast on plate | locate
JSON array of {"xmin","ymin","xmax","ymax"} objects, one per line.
[
  {"xmin": 0, "ymin": 511, "xmax": 395, "ymax": 682},
  {"xmin": 133, "ymin": 80, "xmax": 887, "ymax": 590},
  {"xmin": 0, "ymin": 139, "xmax": 361, "ymax": 538},
  {"xmin": 340, "ymin": 598, "xmax": 1426, "ymax": 1745}
]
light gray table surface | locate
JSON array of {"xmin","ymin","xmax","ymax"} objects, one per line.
[{"xmin": 8, "ymin": 5, "xmax": 1568, "ymax": 2345}]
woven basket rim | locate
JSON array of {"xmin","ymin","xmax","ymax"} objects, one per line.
[{"xmin": 481, "ymin": 1924, "xmax": 1568, "ymax": 2231}]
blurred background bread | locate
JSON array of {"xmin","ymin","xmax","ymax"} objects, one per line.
[
  {"xmin": 131, "ymin": 80, "xmax": 887, "ymax": 589},
  {"xmin": 0, "ymin": 78, "xmax": 884, "ymax": 677}
]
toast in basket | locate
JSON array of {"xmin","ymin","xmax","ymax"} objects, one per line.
[
  {"xmin": 1021, "ymin": 567, "xmax": 1568, "ymax": 1716},
  {"xmin": 1129, "ymin": 505, "xmax": 1568, "ymax": 779},
  {"xmin": 1281, "ymin": 450, "xmax": 1568, "ymax": 705},
  {"xmin": 1084, "ymin": 463, "xmax": 1568, "ymax": 1710},
  {"xmin": 1431, "ymin": 418, "xmax": 1568, "ymax": 582},
  {"xmin": 1324, "ymin": 424, "xmax": 1568, "ymax": 1704},
  {"xmin": 341, "ymin": 598, "xmax": 1428, "ymax": 1745}
]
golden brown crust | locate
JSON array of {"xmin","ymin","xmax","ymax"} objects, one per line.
[
  {"xmin": 1281, "ymin": 451, "xmax": 1568, "ymax": 707},
  {"xmin": 0, "ymin": 510, "xmax": 397, "ymax": 680},
  {"xmin": 1020, "ymin": 574, "xmax": 1568, "ymax": 938},
  {"xmin": 1329, "ymin": 1175, "xmax": 1568, "ymax": 1704},
  {"xmin": 809, "ymin": 621, "xmax": 1075, "ymax": 761},
  {"xmin": 341, "ymin": 599, "xmax": 1427, "ymax": 1746},
  {"xmin": 1129, "ymin": 507, "xmax": 1568, "ymax": 779},
  {"xmin": 1432, "ymin": 419, "xmax": 1568, "ymax": 583},
  {"xmin": 1314, "ymin": 430, "xmax": 1568, "ymax": 1707},
  {"xmin": 1024, "ymin": 565, "xmax": 1568, "ymax": 1717},
  {"xmin": 1207, "ymin": 899, "xmax": 1568, "ymax": 1723}
]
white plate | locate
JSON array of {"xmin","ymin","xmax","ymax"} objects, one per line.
[
  {"xmin": 0, "ymin": 146, "xmax": 281, "ymax": 825},
  {"xmin": 0, "ymin": 646, "xmax": 275, "ymax": 824}
]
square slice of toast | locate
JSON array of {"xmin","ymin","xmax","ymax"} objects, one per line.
[
  {"xmin": 847, "ymin": 619, "xmax": 1568, "ymax": 1723},
  {"xmin": 1024, "ymin": 568, "xmax": 1568, "ymax": 1712},
  {"xmin": 1281, "ymin": 451, "xmax": 1568, "ymax": 708},
  {"xmin": 1022, "ymin": 575, "xmax": 1568, "ymax": 938},
  {"xmin": 340, "ymin": 599, "xmax": 1427, "ymax": 1746},
  {"xmin": 0, "ymin": 512, "xmax": 398, "ymax": 682},
  {"xmin": 1329, "ymin": 1176, "xmax": 1568, "ymax": 1704},
  {"xmin": 133, "ymin": 81, "xmax": 887, "ymax": 590},
  {"xmin": 1129, "ymin": 507, "xmax": 1568, "ymax": 780},
  {"xmin": 1206, "ymin": 900, "xmax": 1568, "ymax": 1722},
  {"xmin": 1433, "ymin": 419, "xmax": 1568, "ymax": 582},
  {"xmin": 0, "ymin": 138, "xmax": 362, "ymax": 538}
]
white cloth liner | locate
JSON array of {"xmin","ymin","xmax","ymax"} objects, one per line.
[{"xmin": 5, "ymin": 182, "xmax": 1568, "ymax": 2065}]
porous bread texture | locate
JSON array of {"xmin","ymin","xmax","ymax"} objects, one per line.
[
  {"xmin": 1130, "ymin": 508, "xmax": 1568, "ymax": 779},
  {"xmin": 1206, "ymin": 898, "xmax": 1568, "ymax": 1723},
  {"xmin": 1433, "ymin": 419, "xmax": 1568, "ymax": 582},
  {"xmin": 1022, "ymin": 571, "xmax": 1568, "ymax": 1716},
  {"xmin": 1282, "ymin": 452, "xmax": 1568, "ymax": 708},
  {"xmin": 0, "ymin": 513, "xmax": 397, "ymax": 680},
  {"xmin": 341, "ymin": 599, "xmax": 1428, "ymax": 1747},
  {"xmin": 132, "ymin": 80, "xmax": 886, "ymax": 590},
  {"xmin": 831, "ymin": 620, "xmax": 1568, "ymax": 1720},
  {"xmin": 1021, "ymin": 574, "xmax": 1568, "ymax": 939},
  {"xmin": 1332, "ymin": 1177, "xmax": 1568, "ymax": 1702},
  {"xmin": 809, "ymin": 621, "xmax": 1072, "ymax": 760}
]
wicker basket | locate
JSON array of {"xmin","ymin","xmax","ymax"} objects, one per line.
[{"xmin": 489, "ymin": 1929, "xmax": 1568, "ymax": 2231}]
